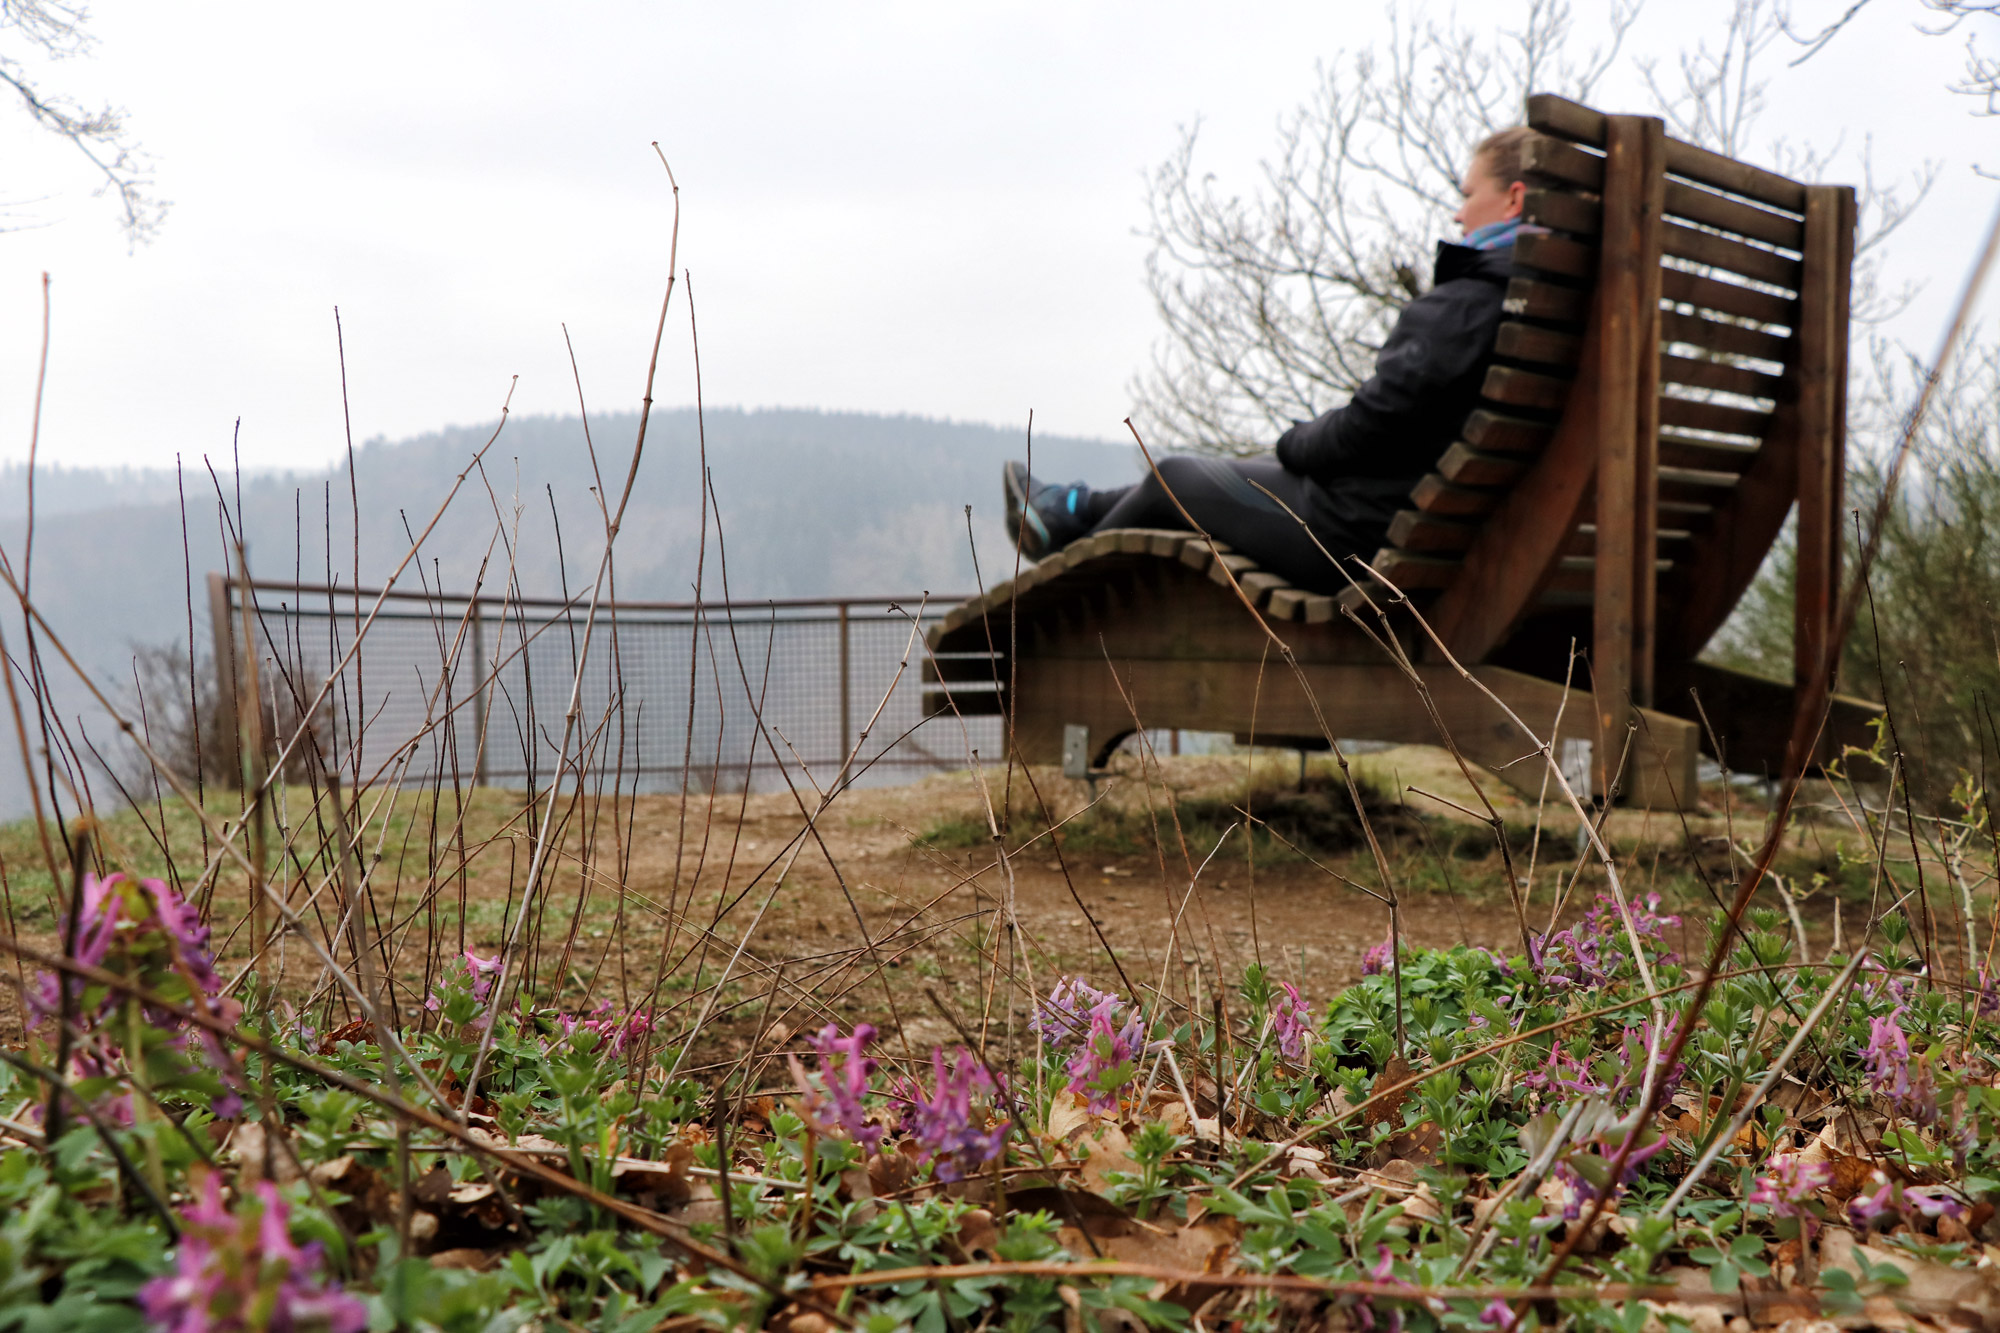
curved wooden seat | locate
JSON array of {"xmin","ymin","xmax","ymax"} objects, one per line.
[
  {"xmin": 924, "ymin": 527, "xmax": 1701, "ymax": 806},
  {"xmin": 925, "ymin": 93, "xmax": 1883, "ymax": 808}
]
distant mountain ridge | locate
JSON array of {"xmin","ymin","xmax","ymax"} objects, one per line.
[{"xmin": 0, "ymin": 406, "xmax": 1135, "ymax": 813}]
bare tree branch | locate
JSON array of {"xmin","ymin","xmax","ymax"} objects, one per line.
[{"xmin": 2, "ymin": 0, "xmax": 166, "ymax": 243}]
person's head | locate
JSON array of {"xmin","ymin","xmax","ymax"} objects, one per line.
[{"xmin": 1454, "ymin": 127, "xmax": 1530, "ymax": 236}]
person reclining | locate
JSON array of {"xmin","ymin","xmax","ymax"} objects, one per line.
[{"xmin": 1004, "ymin": 127, "xmax": 1535, "ymax": 594}]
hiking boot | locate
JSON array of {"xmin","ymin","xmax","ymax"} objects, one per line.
[{"xmin": 1003, "ymin": 461, "xmax": 1091, "ymax": 558}]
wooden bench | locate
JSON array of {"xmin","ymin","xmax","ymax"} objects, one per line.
[{"xmin": 923, "ymin": 94, "xmax": 1881, "ymax": 808}]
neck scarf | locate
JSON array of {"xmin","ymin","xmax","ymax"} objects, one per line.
[{"xmin": 1463, "ymin": 216, "xmax": 1526, "ymax": 250}]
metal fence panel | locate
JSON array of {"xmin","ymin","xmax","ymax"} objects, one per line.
[{"xmin": 209, "ymin": 578, "xmax": 1003, "ymax": 794}]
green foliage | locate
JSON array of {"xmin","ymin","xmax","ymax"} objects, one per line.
[{"xmin": 1713, "ymin": 343, "xmax": 2000, "ymax": 802}]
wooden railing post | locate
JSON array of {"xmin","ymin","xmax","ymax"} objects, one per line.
[
  {"xmin": 1593, "ymin": 114, "xmax": 1667, "ymax": 790},
  {"xmin": 206, "ymin": 572, "xmax": 244, "ymax": 791},
  {"xmin": 1794, "ymin": 184, "xmax": 1857, "ymax": 704},
  {"xmin": 837, "ymin": 602, "xmax": 853, "ymax": 761},
  {"xmin": 471, "ymin": 598, "xmax": 489, "ymax": 788}
]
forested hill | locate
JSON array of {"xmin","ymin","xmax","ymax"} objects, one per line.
[{"xmin": 0, "ymin": 405, "xmax": 1133, "ymax": 677}]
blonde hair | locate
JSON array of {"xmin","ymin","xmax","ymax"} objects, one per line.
[{"xmin": 1472, "ymin": 126, "xmax": 1533, "ymax": 187}]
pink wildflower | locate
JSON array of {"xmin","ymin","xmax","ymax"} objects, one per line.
[
  {"xmin": 1847, "ymin": 1173, "xmax": 1965, "ymax": 1228},
  {"xmin": 1519, "ymin": 1045, "xmax": 1607, "ymax": 1103},
  {"xmin": 1355, "ymin": 1244, "xmax": 1405, "ymax": 1333},
  {"xmin": 1528, "ymin": 891, "xmax": 1680, "ymax": 991},
  {"xmin": 1271, "ymin": 982, "xmax": 1313, "ymax": 1064},
  {"xmin": 789, "ymin": 1023, "xmax": 883, "ymax": 1153},
  {"xmin": 1064, "ymin": 997, "xmax": 1143, "ymax": 1115},
  {"xmin": 554, "ymin": 1002, "xmax": 654, "ymax": 1055},
  {"xmin": 139, "ymin": 1173, "xmax": 366, "ymax": 1333},
  {"xmin": 902, "ymin": 1047, "xmax": 1010, "ymax": 1182},
  {"xmin": 1034, "ymin": 977, "xmax": 1122, "ymax": 1048},
  {"xmin": 1863, "ymin": 1008, "xmax": 1938, "ymax": 1124},
  {"xmin": 1750, "ymin": 1152, "xmax": 1832, "ymax": 1235},
  {"xmin": 1549, "ymin": 1126, "xmax": 1667, "ymax": 1220},
  {"xmin": 1361, "ymin": 936, "xmax": 1393, "ymax": 976},
  {"xmin": 28, "ymin": 873, "xmax": 244, "ymax": 1121}
]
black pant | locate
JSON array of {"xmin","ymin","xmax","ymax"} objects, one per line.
[{"xmin": 1084, "ymin": 455, "xmax": 1382, "ymax": 595}]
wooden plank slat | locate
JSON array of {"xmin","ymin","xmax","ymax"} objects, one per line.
[
  {"xmin": 1665, "ymin": 144, "xmax": 1809, "ymax": 218},
  {"xmin": 1660, "ymin": 352, "xmax": 1786, "ymax": 399},
  {"xmin": 1516, "ymin": 231, "xmax": 1597, "ymax": 280},
  {"xmin": 1659, "ymin": 433, "xmax": 1760, "ymax": 472},
  {"xmin": 1238, "ymin": 570, "xmax": 1289, "ymax": 604},
  {"xmin": 1665, "ymin": 186, "xmax": 1856, "ymax": 668},
  {"xmin": 1439, "ymin": 443, "xmax": 1528, "ymax": 487},
  {"xmin": 1529, "ymin": 93, "xmax": 1809, "ymax": 213},
  {"xmin": 1523, "ymin": 134, "xmax": 1606, "ymax": 189},
  {"xmin": 1299, "ymin": 594, "xmax": 1337, "ymax": 625},
  {"xmin": 1523, "ymin": 188, "xmax": 1603, "ymax": 236},
  {"xmin": 1664, "ymin": 178, "xmax": 1804, "ymax": 250},
  {"xmin": 1147, "ymin": 531, "xmax": 1187, "ymax": 557},
  {"xmin": 1464, "ymin": 409, "xmax": 1556, "ymax": 454},
  {"xmin": 1080, "ymin": 531, "xmax": 1121, "ymax": 559},
  {"xmin": 1387, "ymin": 510, "xmax": 1477, "ymax": 553},
  {"xmin": 1663, "ymin": 220, "xmax": 1803, "ymax": 289},
  {"xmin": 1659, "ymin": 396, "xmax": 1774, "ymax": 439},
  {"xmin": 1495, "ymin": 322, "xmax": 1583, "ymax": 369},
  {"xmin": 1266, "ymin": 587, "xmax": 1308, "ymax": 621},
  {"xmin": 1481, "ymin": 365, "xmax": 1571, "ymax": 412},
  {"xmin": 1595, "ymin": 114, "xmax": 1667, "ymax": 717},
  {"xmin": 1792, "ymin": 185, "xmax": 1855, "ymax": 694},
  {"xmin": 1411, "ymin": 474, "xmax": 1502, "ymax": 518},
  {"xmin": 1206, "ymin": 553, "xmax": 1259, "ymax": 585},
  {"xmin": 1569, "ymin": 525, "xmax": 1693, "ymax": 556},
  {"xmin": 1659, "ymin": 464, "xmax": 1742, "ymax": 489},
  {"xmin": 1526, "ymin": 93, "xmax": 1607, "ymax": 144},
  {"xmin": 922, "ymin": 686, "xmax": 1005, "ymax": 718},
  {"xmin": 1661, "ymin": 266, "xmax": 1799, "ymax": 327},
  {"xmin": 1373, "ymin": 551, "xmax": 1462, "ymax": 590},
  {"xmin": 1659, "ymin": 310, "xmax": 1793, "ymax": 364},
  {"xmin": 924, "ymin": 653, "xmax": 1006, "ymax": 684},
  {"xmin": 1425, "ymin": 315, "xmax": 1607, "ymax": 662},
  {"xmin": 1502, "ymin": 277, "xmax": 1589, "ymax": 323}
]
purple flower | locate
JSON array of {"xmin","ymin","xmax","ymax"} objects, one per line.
[
  {"xmin": 1356, "ymin": 1244, "xmax": 1405, "ymax": 1333},
  {"xmin": 553, "ymin": 1002, "xmax": 654, "ymax": 1055},
  {"xmin": 1271, "ymin": 982, "xmax": 1313, "ymax": 1064},
  {"xmin": 902, "ymin": 1047, "xmax": 1010, "ymax": 1182},
  {"xmin": 1520, "ymin": 1045, "xmax": 1608, "ymax": 1103},
  {"xmin": 789, "ymin": 1023, "xmax": 883, "ymax": 1153},
  {"xmin": 139, "ymin": 1173, "xmax": 367, "ymax": 1333},
  {"xmin": 1619, "ymin": 1018, "xmax": 1686, "ymax": 1106},
  {"xmin": 1847, "ymin": 1173, "xmax": 1965, "ymax": 1228},
  {"xmin": 425, "ymin": 950, "xmax": 503, "ymax": 1027},
  {"xmin": 1064, "ymin": 997, "xmax": 1144, "ymax": 1115},
  {"xmin": 1549, "ymin": 1124, "xmax": 1667, "ymax": 1220},
  {"xmin": 1361, "ymin": 936, "xmax": 1392, "ymax": 977},
  {"xmin": 1750, "ymin": 1152, "xmax": 1832, "ymax": 1234},
  {"xmin": 1528, "ymin": 891, "xmax": 1680, "ymax": 991},
  {"xmin": 1863, "ymin": 1007, "xmax": 1938, "ymax": 1124},
  {"xmin": 1034, "ymin": 977, "xmax": 1121, "ymax": 1048},
  {"xmin": 1480, "ymin": 1300, "xmax": 1521, "ymax": 1331},
  {"xmin": 27, "ymin": 873, "xmax": 245, "ymax": 1117}
]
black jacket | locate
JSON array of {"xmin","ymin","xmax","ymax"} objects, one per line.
[{"xmin": 1274, "ymin": 241, "xmax": 1512, "ymax": 525}]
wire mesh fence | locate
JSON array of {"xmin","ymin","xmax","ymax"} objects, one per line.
[{"xmin": 208, "ymin": 576, "xmax": 1004, "ymax": 795}]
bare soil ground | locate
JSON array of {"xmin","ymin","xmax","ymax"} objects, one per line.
[{"xmin": 1, "ymin": 745, "xmax": 1885, "ymax": 1074}]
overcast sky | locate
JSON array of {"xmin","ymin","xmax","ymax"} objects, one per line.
[{"xmin": 1, "ymin": 1, "xmax": 1994, "ymax": 473}]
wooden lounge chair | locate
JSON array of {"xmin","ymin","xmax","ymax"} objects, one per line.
[{"xmin": 923, "ymin": 94, "xmax": 1880, "ymax": 809}]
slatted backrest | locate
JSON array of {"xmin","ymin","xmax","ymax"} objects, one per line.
[{"xmin": 1364, "ymin": 93, "xmax": 1854, "ymax": 732}]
